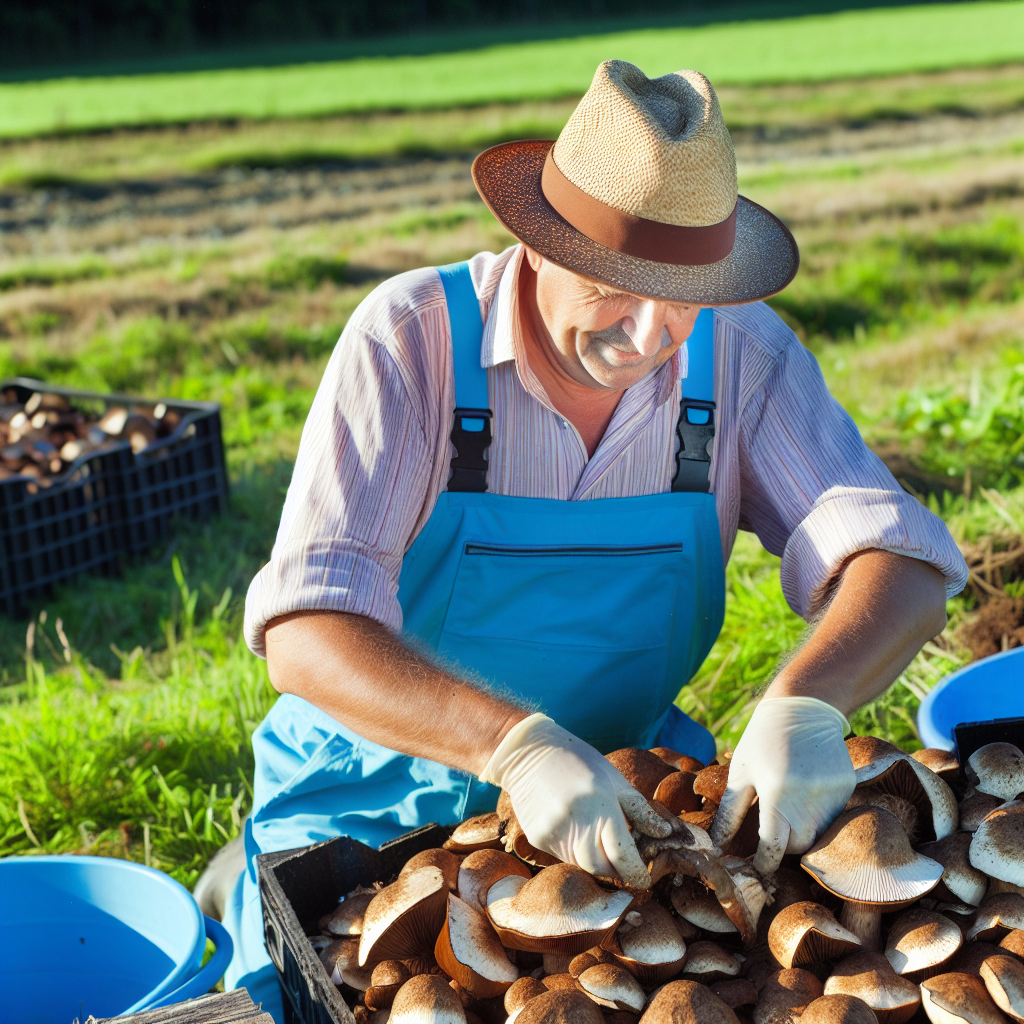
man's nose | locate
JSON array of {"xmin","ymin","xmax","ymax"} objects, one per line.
[{"xmin": 628, "ymin": 301, "xmax": 667, "ymax": 357}]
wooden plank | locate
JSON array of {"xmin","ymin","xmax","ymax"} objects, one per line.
[{"xmin": 89, "ymin": 988, "xmax": 266, "ymax": 1024}]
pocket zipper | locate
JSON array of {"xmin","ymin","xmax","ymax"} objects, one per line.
[{"xmin": 463, "ymin": 542, "xmax": 683, "ymax": 557}]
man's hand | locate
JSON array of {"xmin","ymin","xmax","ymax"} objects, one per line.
[
  {"xmin": 480, "ymin": 713, "xmax": 672, "ymax": 887},
  {"xmin": 710, "ymin": 697, "xmax": 854, "ymax": 875}
]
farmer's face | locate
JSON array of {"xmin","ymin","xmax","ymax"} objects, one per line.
[{"xmin": 522, "ymin": 247, "xmax": 701, "ymax": 391}]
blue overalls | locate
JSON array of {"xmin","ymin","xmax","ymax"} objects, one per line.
[{"xmin": 223, "ymin": 263, "xmax": 726, "ymax": 1020}]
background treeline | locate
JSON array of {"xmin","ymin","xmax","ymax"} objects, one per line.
[{"xmin": 0, "ymin": 0, "xmax": 961, "ymax": 76}]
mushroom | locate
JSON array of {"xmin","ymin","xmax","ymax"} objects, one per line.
[
  {"xmin": 800, "ymin": 806, "xmax": 944, "ymax": 951},
  {"xmin": 913, "ymin": 750, "xmax": 961, "ymax": 783},
  {"xmin": 1001, "ymin": 931, "xmax": 1024, "ymax": 960},
  {"xmin": 505, "ymin": 976, "xmax": 548, "ymax": 1019},
  {"xmin": 434, "ymin": 893, "xmax": 518, "ymax": 999},
  {"xmin": 388, "ymin": 974, "xmax": 467, "ymax": 1023},
  {"xmin": 444, "ymin": 813, "xmax": 504, "ymax": 854},
  {"xmin": 671, "ymin": 876, "xmax": 738, "ymax": 934},
  {"xmin": 694, "ymin": 764, "xmax": 731, "ymax": 807},
  {"xmin": 680, "ymin": 940, "xmax": 743, "ymax": 983},
  {"xmin": 768, "ymin": 901, "xmax": 863, "ymax": 968},
  {"xmin": 947, "ymin": 943, "xmax": 1008, "ymax": 977},
  {"xmin": 539, "ymin": 973, "xmax": 577, "ymax": 991},
  {"xmin": 542, "ymin": 951, "xmax": 572, "ymax": 976},
  {"xmin": 960, "ymin": 794, "xmax": 1004, "ymax": 833},
  {"xmin": 753, "ymin": 968, "xmax": 825, "ymax": 1024},
  {"xmin": 884, "ymin": 909, "xmax": 962, "ymax": 982},
  {"xmin": 919, "ymin": 972, "xmax": 1007, "ymax": 1024},
  {"xmin": 965, "ymin": 894, "xmax": 1024, "ymax": 941},
  {"xmin": 970, "ymin": 800, "xmax": 1024, "ymax": 887},
  {"xmin": 649, "ymin": 748, "xmax": 706, "ymax": 773},
  {"xmin": 846, "ymin": 737, "xmax": 958, "ymax": 843},
  {"xmin": 801, "ymin": 994, "xmax": 879, "ymax": 1024},
  {"xmin": 322, "ymin": 891, "xmax": 377, "ymax": 936},
  {"xmin": 966, "ymin": 744, "xmax": 1024, "ymax": 802},
  {"xmin": 917, "ymin": 833, "xmax": 989, "ymax": 907},
  {"xmin": 322, "ymin": 936, "xmax": 374, "ymax": 991},
  {"xmin": 979, "ymin": 955, "xmax": 1024, "ymax": 1023},
  {"xmin": 824, "ymin": 952, "xmax": 921, "ymax": 1024},
  {"xmin": 497, "ymin": 791, "xmax": 559, "ymax": 868},
  {"xmin": 514, "ymin": 988, "xmax": 604, "ymax": 1024},
  {"xmin": 576, "ymin": 963, "xmax": 646, "ymax": 1013},
  {"xmin": 606, "ymin": 748, "xmax": 678, "ymax": 800},
  {"xmin": 568, "ymin": 947, "xmax": 617, "ymax": 976},
  {"xmin": 359, "ymin": 865, "xmax": 450, "ymax": 967},
  {"xmin": 485, "ymin": 863, "xmax": 634, "ymax": 954},
  {"xmin": 639, "ymin": 979, "xmax": 740, "ymax": 1024},
  {"xmin": 403, "ymin": 849, "xmax": 462, "ymax": 892},
  {"xmin": 365, "ymin": 960, "xmax": 412, "ymax": 1010},
  {"xmin": 607, "ymin": 899, "xmax": 688, "ymax": 984},
  {"xmin": 711, "ymin": 978, "xmax": 759, "ymax": 1010},
  {"xmin": 457, "ymin": 849, "xmax": 531, "ymax": 915},
  {"xmin": 653, "ymin": 771, "xmax": 702, "ymax": 814}
]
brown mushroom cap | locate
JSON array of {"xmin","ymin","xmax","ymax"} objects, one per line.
[
  {"xmin": 496, "ymin": 791, "xmax": 559, "ymax": 868},
  {"xmin": 801, "ymin": 806, "xmax": 944, "ymax": 906},
  {"xmin": 671, "ymin": 876, "xmax": 738, "ymax": 934},
  {"xmin": 640, "ymin": 979, "xmax": 741, "ymax": 1024},
  {"xmin": 515, "ymin": 987, "xmax": 605, "ymax": 1024},
  {"xmin": 754, "ymin": 969, "xmax": 825, "ymax": 1024},
  {"xmin": 654, "ymin": 771, "xmax": 702, "ymax": 814},
  {"xmin": 569, "ymin": 947, "xmax": 617, "ymax": 977},
  {"xmin": 365, "ymin": 960, "xmax": 412, "ymax": 1010},
  {"xmin": 768, "ymin": 901, "xmax": 863, "ymax": 969},
  {"xmin": 1001, "ymin": 930, "xmax": 1024, "ymax": 960},
  {"xmin": 918, "ymin": 833, "xmax": 988, "ymax": 907},
  {"xmin": 680, "ymin": 941, "xmax": 743, "ymax": 982},
  {"xmin": 966, "ymin": 894, "xmax": 1024, "ymax": 941},
  {"xmin": 979, "ymin": 954, "xmax": 1024, "ymax": 1023},
  {"xmin": 711, "ymin": 979, "xmax": 759, "ymax": 1009},
  {"xmin": 402, "ymin": 849, "xmax": 462, "ymax": 892},
  {"xmin": 884, "ymin": 909, "xmax": 962, "ymax": 981},
  {"xmin": 485, "ymin": 863, "xmax": 634, "ymax": 954},
  {"xmin": 611, "ymin": 901, "xmax": 688, "ymax": 984},
  {"xmin": 444, "ymin": 813, "xmax": 503, "ymax": 854},
  {"xmin": 322, "ymin": 891, "xmax": 376, "ymax": 937},
  {"xmin": 606, "ymin": 748, "xmax": 678, "ymax": 800},
  {"xmin": 913, "ymin": 750, "xmax": 961, "ymax": 781},
  {"xmin": 434, "ymin": 893, "xmax": 517, "ymax": 999},
  {"xmin": 358, "ymin": 865, "xmax": 450, "ymax": 967},
  {"xmin": 967, "ymin": 744, "xmax": 1024, "ymax": 802},
  {"xmin": 388, "ymin": 973, "xmax": 467, "ymax": 1023},
  {"xmin": 970, "ymin": 800, "xmax": 1024, "ymax": 887},
  {"xmin": 919, "ymin": 971, "xmax": 1007, "ymax": 1024},
  {"xmin": 322, "ymin": 935, "xmax": 374, "ymax": 991},
  {"xmin": 650, "ymin": 747, "xmax": 706, "ymax": 774},
  {"xmin": 960, "ymin": 793, "xmax": 1004, "ymax": 833},
  {"xmin": 694, "ymin": 764, "xmax": 731, "ymax": 806},
  {"xmin": 824, "ymin": 952, "xmax": 921, "ymax": 1024},
  {"xmin": 505, "ymin": 976, "xmax": 548, "ymax": 1015},
  {"xmin": 947, "ymin": 943, "xmax": 1008, "ymax": 977},
  {"xmin": 577, "ymin": 963, "xmax": 646, "ymax": 1013},
  {"xmin": 801, "ymin": 994, "xmax": 879, "ymax": 1024},
  {"xmin": 456, "ymin": 849, "xmax": 531, "ymax": 915}
]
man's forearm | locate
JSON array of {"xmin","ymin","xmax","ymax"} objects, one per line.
[
  {"xmin": 264, "ymin": 611, "xmax": 527, "ymax": 776},
  {"xmin": 765, "ymin": 549, "xmax": 948, "ymax": 717}
]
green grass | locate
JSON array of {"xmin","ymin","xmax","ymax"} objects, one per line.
[{"xmin": 1, "ymin": 2, "xmax": 1021, "ymax": 137}]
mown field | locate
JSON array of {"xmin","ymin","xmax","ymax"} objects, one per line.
[{"xmin": 1, "ymin": 35, "xmax": 1023, "ymax": 885}]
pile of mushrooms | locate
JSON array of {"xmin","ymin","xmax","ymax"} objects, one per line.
[
  {"xmin": 305, "ymin": 738, "xmax": 1024, "ymax": 1024},
  {"xmin": 0, "ymin": 388, "xmax": 182, "ymax": 489}
]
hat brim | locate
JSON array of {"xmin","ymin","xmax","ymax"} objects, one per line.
[{"xmin": 472, "ymin": 139, "xmax": 799, "ymax": 306}]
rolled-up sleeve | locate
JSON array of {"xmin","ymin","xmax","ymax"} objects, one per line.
[
  {"xmin": 737, "ymin": 337, "xmax": 968, "ymax": 619},
  {"xmin": 244, "ymin": 276, "xmax": 445, "ymax": 657}
]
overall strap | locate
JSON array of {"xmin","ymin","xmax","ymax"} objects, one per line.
[
  {"xmin": 672, "ymin": 306, "xmax": 716, "ymax": 493},
  {"xmin": 438, "ymin": 261, "xmax": 491, "ymax": 493}
]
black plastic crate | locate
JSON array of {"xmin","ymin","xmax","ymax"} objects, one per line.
[
  {"xmin": 257, "ymin": 824, "xmax": 454, "ymax": 1024},
  {"xmin": 0, "ymin": 378, "xmax": 228, "ymax": 613}
]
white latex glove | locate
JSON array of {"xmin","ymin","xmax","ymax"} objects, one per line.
[
  {"xmin": 480, "ymin": 713, "xmax": 672, "ymax": 887},
  {"xmin": 710, "ymin": 696, "xmax": 855, "ymax": 876}
]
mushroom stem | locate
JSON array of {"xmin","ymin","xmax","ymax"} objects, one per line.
[{"xmin": 840, "ymin": 903, "xmax": 883, "ymax": 952}]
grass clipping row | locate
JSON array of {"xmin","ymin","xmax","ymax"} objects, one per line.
[{"xmin": 307, "ymin": 737, "xmax": 1024, "ymax": 1024}]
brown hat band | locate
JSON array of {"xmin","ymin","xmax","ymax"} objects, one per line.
[{"xmin": 541, "ymin": 147, "xmax": 737, "ymax": 266}]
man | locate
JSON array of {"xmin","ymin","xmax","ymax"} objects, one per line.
[{"xmin": 223, "ymin": 61, "xmax": 967, "ymax": 1017}]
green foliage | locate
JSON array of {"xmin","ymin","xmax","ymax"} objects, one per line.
[
  {"xmin": 889, "ymin": 349, "xmax": 1024, "ymax": 489},
  {"xmin": 0, "ymin": 256, "xmax": 109, "ymax": 291},
  {"xmin": 2, "ymin": 3, "xmax": 1022, "ymax": 137},
  {"xmin": 771, "ymin": 216, "xmax": 1024, "ymax": 341},
  {"xmin": 264, "ymin": 253, "xmax": 348, "ymax": 291}
]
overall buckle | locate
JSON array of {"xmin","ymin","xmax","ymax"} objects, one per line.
[
  {"xmin": 672, "ymin": 398, "xmax": 715, "ymax": 494},
  {"xmin": 449, "ymin": 407, "xmax": 492, "ymax": 493}
]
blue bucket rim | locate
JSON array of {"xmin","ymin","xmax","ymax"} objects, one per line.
[
  {"xmin": 917, "ymin": 646, "xmax": 1024, "ymax": 750},
  {"xmin": 0, "ymin": 853, "xmax": 207, "ymax": 1014}
]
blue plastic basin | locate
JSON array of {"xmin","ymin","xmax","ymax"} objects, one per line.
[
  {"xmin": 917, "ymin": 646, "xmax": 1024, "ymax": 750},
  {"xmin": 0, "ymin": 855, "xmax": 233, "ymax": 1024}
]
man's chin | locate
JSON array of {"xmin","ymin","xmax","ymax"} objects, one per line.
[{"xmin": 582, "ymin": 359, "xmax": 655, "ymax": 391}]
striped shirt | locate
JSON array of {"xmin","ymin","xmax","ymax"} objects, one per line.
[{"xmin": 244, "ymin": 245, "xmax": 967, "ymax": 656}]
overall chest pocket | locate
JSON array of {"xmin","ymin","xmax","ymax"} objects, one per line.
[{"xmin": 436, "ymin": 541, "xmax": 685, "ymax": 751}]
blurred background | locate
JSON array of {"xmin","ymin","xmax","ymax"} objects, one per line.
[{"xmin": 0, "ymin": 0, "xmax": 1021, "ymax": 886}]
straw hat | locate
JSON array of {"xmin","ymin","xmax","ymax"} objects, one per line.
[{"xmin": 472, "ymin": 60, "xmax": 799, "ymax": 305}]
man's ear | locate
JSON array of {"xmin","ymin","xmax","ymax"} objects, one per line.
[{"xmin": 523, "ymin": 246, "xmax": 544, "ymax": 272}]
